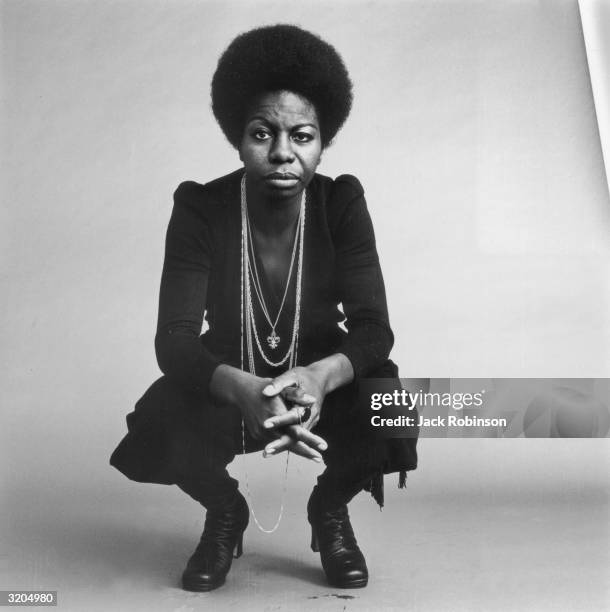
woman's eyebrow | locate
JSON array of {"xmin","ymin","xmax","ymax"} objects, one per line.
[
  {"xmin": 245, "ymin": 117, "xmax": 318, "ymax": 131},
  {"xmin": 292, "ymin": 123, "xmax": 319, "ymax": 131}
]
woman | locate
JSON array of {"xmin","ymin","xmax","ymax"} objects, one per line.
[{"xmin": 110, "ymin": 24, "xmax": 418, "ymax": 592}]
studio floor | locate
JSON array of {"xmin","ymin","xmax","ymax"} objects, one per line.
[{"xmin": 2, "ymin": 440, "xmax": 608, "ymax": 612}]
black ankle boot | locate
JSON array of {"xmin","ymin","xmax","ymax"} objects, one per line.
[
  {"xmin": 181, "ymin": 490, "xmax": 249, "ymax": 592},
  {"xmin": 307, "ymin": 487, "xmax": 368, "ymax": 588}
]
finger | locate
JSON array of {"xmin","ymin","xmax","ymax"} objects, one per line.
[
  {"xmin": 263, "ymin": 406, "xmax": 310, "ymax": 430},
  {"xmin": 290, "ymin": 441, "xmax": 324, "ymax": 462},
  {"xmin": 263, "ymin": 431, "xmax": 324, "ymax": 462},
  {"xmin": 280, "ymin": 387, "xmax": 316, "ymax": 406},
  {"xmin": 263, "ymin": 433, "xmax": 293, "ymax": 456},
  {"xmin": 244, "ymin": 416, "xmax": 282, "ymax": 441},
  {"xmin": 265, "ymin": 435, "xmax": 322, "ymax": 462},
  {"xmin": 262, "ymin": 372, "xmax": 300, "ymax": 397},
  {"xmin": 287, "ymin": 425, "xmax": 328, "ymax": 452},
  {"xmin": 307, "ymin": 416, "xmax": 320, "ymax": 431}
]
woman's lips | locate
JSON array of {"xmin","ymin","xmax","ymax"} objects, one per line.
[{"xmin": 264, "ymin": 173, "xmax": 299, "ymax": 188}]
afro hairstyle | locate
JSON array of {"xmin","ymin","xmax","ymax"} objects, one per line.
[{"xmin": 211, "ymin": 24, "xmax": 353, "ymax": 149}]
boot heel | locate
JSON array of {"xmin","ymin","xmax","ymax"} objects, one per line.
[
  {"xmin": 182, "ymin": 491, "xmax": 248, "ymax": 592},
  {"xmin": 307, "ymin": 488, "xmax": 368, "ymax": 588},
  {"xmin": 310, "ymin": 527, "xmax": 319, "ymax": 552},
  {"xmin": 233, "ymin": 533, "xmax": 244, "ymax": 559}
]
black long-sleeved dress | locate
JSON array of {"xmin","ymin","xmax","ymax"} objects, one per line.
[{"xmin": 110, "ymin": 169, "xmax": 417, "ymax": 506}]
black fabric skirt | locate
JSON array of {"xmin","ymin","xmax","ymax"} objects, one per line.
[{"xmin": 109, "ymin": 359, "xmax": 418, "ymax": 505}]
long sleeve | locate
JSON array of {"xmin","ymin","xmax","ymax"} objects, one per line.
[
  {"xmin": 331, "ymin": 175, "xmax": 394, "ymax": 378},
  {"xmin": 154, "ymin": 181, "xmax": 222, "ymax": 396}
]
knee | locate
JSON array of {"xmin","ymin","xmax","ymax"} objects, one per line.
[
  {"xmin": 364, "ymin": 359, "xmax": 399, "ymax": 380},
  {"xmin": 134, "ymin": 375, "xmax": 205, "ymax": 414},
  {"xmin": 128, "ymin": 376, "xmax": 201, "ymax": 435}
]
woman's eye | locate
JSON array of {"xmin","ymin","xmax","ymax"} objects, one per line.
[
  {"xmin": 253, "ymin": 129, "xmax": 270, "ymax": 140},
  {"xmin": 292, "ymin": 132, "xmax": 313, "ymax": 143}
]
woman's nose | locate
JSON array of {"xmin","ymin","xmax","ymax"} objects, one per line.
[{"xmin": 269, "ymin": 134, "xmax": 295, "ymax": 163}]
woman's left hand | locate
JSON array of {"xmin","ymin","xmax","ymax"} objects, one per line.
[{"xmin": 261, "ymin": 365, "xmax": 328, "ymax": 457}]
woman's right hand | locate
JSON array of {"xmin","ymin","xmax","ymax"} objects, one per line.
[
  {"xmin": 233, "ymin": 373, "xmax": 290, "ymax": 441},
  {"xmin": 209, "ymin": 364, "xmax": 325, "ymax": 461}
]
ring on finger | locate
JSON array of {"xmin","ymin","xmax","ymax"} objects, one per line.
[{"xmin": 299, "ymin": 407, "xmax": 312, "ymax": 424}]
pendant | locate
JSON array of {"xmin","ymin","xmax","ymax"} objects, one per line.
[{"xmin": 267, "ymin": 329, "xmax": 280, "ymax": 349}]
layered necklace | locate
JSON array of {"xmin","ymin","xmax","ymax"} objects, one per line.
[
  {"xmin": 239, "ymin": 173, "xmax": 306, "ymax": 533},
  {"xmin": 242, "ymin": 178, "xmax": 305, "ymax": 369}
]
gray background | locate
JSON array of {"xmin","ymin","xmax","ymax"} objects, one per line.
[{"xmin": 2, "ymin": 1, "xmax": 609, "ymax": 610}]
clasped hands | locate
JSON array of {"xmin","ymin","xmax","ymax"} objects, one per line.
[{"xmin": 247, "ymin": 366, "xmax": 328, "ymax": 462}]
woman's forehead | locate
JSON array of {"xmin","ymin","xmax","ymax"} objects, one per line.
[{"xmin": 245, "ymin": 91, "xmax": 319, "ymax": 126}]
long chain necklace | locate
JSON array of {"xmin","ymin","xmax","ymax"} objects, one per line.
[
  {"xmin": 246, "ymin": 208, "xmax": 300, "ymax": 350},
  {"xmin": 239, "ymin": 173, "xmax": 306, "ymax": 533},
  {"xmin": 242, "ymin": 175, "xmax": 305, "ymax": 369}
]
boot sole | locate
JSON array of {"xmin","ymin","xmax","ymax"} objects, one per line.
[
  {"xmin": 327, "ymin": 577, "xmax": 368, "ymax": 589},
  {"xmin": 181, "ymin": 576, "xmax": 226, "ymax": 592}
]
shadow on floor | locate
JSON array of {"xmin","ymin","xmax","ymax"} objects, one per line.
[{"xmin": 3, "ymin": 486, "xmax": 327, "ymax": 592}]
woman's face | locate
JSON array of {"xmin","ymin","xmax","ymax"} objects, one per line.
[{"xmin": 239, "ymin": 90, "xmax": 322, "ymax": 201}]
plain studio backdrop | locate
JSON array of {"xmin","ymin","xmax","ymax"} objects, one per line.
[{"xmin": 1, "ymin": 1, "xmax": 609, "ymax": 611}]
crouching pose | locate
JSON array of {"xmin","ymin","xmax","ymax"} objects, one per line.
[{"xmin": 110, "ymin": 24, "xmax": 418, "ymax": 592}]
